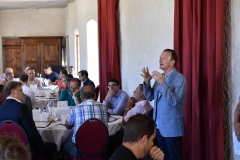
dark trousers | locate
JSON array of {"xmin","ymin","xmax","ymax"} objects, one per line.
[
  {"xmin": 156, "ymin": 129, "xmax": 183, "ymax": 160},
  {"xmin": 32, "ymin": 142, "xmax": 57, "ymax": 160}
]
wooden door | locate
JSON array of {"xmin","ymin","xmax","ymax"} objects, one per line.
[
  {"xmin": 4, "ymin": 39, "xmax": 22, "ymax": 76},
  {"xmin": 22, "ymin": 42, "xmax": 41, "ymax": 75},
  {"xmin": 21, "ymin": 37, "xmax": 62, "ymax": 76}
]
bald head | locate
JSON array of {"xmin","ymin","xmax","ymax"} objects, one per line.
[{"xmin": 80, "ymin": 86, "xmax": 95, "ymax": 101}]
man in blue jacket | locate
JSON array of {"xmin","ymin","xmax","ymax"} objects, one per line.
[{"xmin": 142, "ymin": 49, "xmax": 187, "ymax": 160}]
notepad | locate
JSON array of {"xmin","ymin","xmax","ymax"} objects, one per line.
[{"xmin": 35, "ymin": 121, "xmax": 51, "ymax": 128}]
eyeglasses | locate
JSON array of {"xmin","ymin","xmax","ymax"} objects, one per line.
[{"xmin": 107, "ymin": 84, "xmax": 118, "ymax": 88}]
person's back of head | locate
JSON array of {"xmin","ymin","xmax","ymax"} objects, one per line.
[
  {"xmin": 64, "ymin": 74, "xmax": 73, "ymax": 83},
  {"xmin": 19, "ymin": 73, "xmax": 28, "ymax": 83},
  {"xmin": 123, "ymin": 114, "xmax": 155, "ymax": 143},
  {"xmin": 80, "ymin": 86, "xmax": 95, "ymax": 100},
  {"xmin": 3, "ymin": 81, "xmax": 22, "ymax": 98},
  {"xmin": 0, "ymin": 135, "xmax": 31, "ymax": 160}
]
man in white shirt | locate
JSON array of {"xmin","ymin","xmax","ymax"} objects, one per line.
[
  {"xmin": 27, "ymin": 68, "xmax": 41, "ymax": 88},
  {"xmin": 68, "ymin": 66, "xmax": 78, "ymax": 78},
  {"xmin": 19, "ymin": 73, "xmax": 38, "ymax": 108}
]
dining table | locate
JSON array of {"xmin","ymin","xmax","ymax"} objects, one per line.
[{"xmin": 36, "ymin": 115, "xmax": 123, "ymax": 151}]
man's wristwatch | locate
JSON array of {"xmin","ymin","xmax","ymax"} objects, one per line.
[
  {"xmin": 74, "ymin": 97, "xmax": 78, "ymax": 99},
  {"xmin": 125, "ymin": 108, "xmax": 130, "ymax": 111}
]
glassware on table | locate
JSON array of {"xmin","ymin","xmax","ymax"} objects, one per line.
[{"xmin": 47, "ymin": 100, "xmax": 58, "ymax": 122}]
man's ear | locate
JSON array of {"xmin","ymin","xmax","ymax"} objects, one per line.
[
  {"xmin": 170, "ymin": 60, "xmax": 175, "ymax": 66},
  {"xmin": 139, "ymin": 135, "xmax": 148, "ymax": 145}
]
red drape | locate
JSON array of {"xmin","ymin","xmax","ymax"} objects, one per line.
[
  {"xmin": 174, "ymin": 0, "xmax": 225, "ymax": 160},
  {"xmin": 98, "ymin": 0, "xmax": 121, "ymax": 102}
]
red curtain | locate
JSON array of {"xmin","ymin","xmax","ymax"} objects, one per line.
[
  {"xmin": 174, "ymin": 0, "xmax": 226, "ymax": 160},
  {"xmin": 98, "ymin": 0, "xmax": 121, "ymax": 102}
]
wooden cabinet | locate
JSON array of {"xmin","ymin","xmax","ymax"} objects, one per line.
[
  {"xmin": 4, "ymin": 37, "xmax": 62, "ymax": 77},
  {"xmin": 21, "ymin": 37, "xmax": 62, "ymax": 76}
]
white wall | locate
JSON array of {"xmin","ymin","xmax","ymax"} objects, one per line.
[
  {"xmin": 0, "ymin": 8, "xmax": 65, "ymax": 73},
  {"xmin": 120, "ymin": 0, "xmax": 174, "ymax": 96},
  {"xmin": 0, "ymin": 8, "xmax": 65, "ymax": 37},
  {"xmin": 66, "ymin": 0, "xmax": 98, "ymax": 84},
  {"xmin": 67, "ymin": 0, "xmax": 98, "ymax": 69},
  {"xmin": 231, "ymin": 0, "xmax": 240, "ymax": 159}
]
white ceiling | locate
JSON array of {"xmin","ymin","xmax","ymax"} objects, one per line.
[{"xmin": 0, "ymin": 0, "xmax": 72, "ymax": 11}]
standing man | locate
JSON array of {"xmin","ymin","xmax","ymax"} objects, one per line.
[
  {"xmin": 122, "ymin": 84, "xmax": 153, "ymax": 126},
  {"xmin": 63, "ymin": 86, "xmax": 107, "ymax": 159},
  {"xmin": 141, "ymin": 49, "xmax": 187, "ymax": 160},
  {"xmin": 78, "ymin": 70, "xmax": 95, "ymax": 88},
  {"xmin": 110, "ymin": 114, "xmax": 164, "ymax": 160},
  {"xmin": 43, "ymin": 66, "xmax": 59, "ymax": 85},
  {"xmin": 103, "ymin": 78, "xmax": 129, "ymax": 116},
  {"xmin": 27, "ymin": 68, "xmax": 41, "ymax": 88}
]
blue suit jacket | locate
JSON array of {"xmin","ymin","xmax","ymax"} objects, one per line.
[
  {"xmin": 143, "ymin": 69, "xmax": 187, "ymax": 137},
  {"xmin": 0, "ymin": 99, "xmax": 43, "ymax": 149}
]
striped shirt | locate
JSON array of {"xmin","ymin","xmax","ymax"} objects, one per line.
[{"xmin": 68, "ymin": 99, "xmax": 107, "ymax": 143}]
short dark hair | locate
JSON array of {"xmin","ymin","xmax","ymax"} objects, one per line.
[
  {"xmin": 80, "ymin": 86, "xmax": 95, "ymax": 99},
  {"xmin": 163, "ymin": 49, "xmax": 178, "ymax": 67},
  {"xmin": 70, "ymin": 78, "xmax": 81, "ymax": 86},
  {"xmin": 27, "ymin": 67, "xmax": 35, "ymax": 71},
  {"xmin": 64, "ymin": 74, "xmax": 73, "ymax": 82},
  {"xmin": 43, "ymin": 66, "xmax": 51, "ymax": 70},
  {"xmin": 3, "ymin": 81, "xmax": 22, "ymax": 98},
  {"xmin": 79, "ymin": 70, "xmax": 88, "ymax": 78},
  {"xmin": 68, "ymin": 66, "xmax": 74, "ymax": 69},
  {"xmin": 19, "ymin": 73, "xmax": 28, "ymax": 82},
  {"xmin": 61, "ymin": 69, "xmax": 68, "ymax": 75},
  {"xmin": 108, "ymin": 78, "xmax": 119, "ymax": 85},
  {"xmin": 60, "ymin": 66, "xmax": 67, "ymax": 70},
  {"xmin": 123, "ymin": 114, "xmax": 155, "ymax": 143}
]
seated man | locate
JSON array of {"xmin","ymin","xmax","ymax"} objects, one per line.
[
  {"xmin": 58, "ymin": 78, "xmax": 81, "ymax": 106},
  {"xmin": 27, "ymin": 67, "xmax": 41, "ymax": 88},
  {"xmin": 43, "ymin": 66, "xmax": 59, "ymax": 85},
  {"xmin": 122, "ymin": 84, "xmax": 153, "ymax": 126},
  {"xmin": 103, "ymin": 78, "xmax": 129, "ymax": 115},
  {"xmin": 0, "ymin": 84, "xmax": 5, "ymax": 104},
  {"xmin": 19, "ymin": 73, "xmax": 38, "ymax": 109},
  {"xmin": 110, "ymin": 114, "xmax": 164, "ymax": 160},
  {"xmin": 58, "ymin": 68, "xmax": 68, "ymax": 90},
  {"xmin": 78, "ymin": 70, "xmax": 95, "ymax": 88},
  {"xmin": 63, "ymin": 86, "xmax": 107, "ymax": 159},
  {"xmin": 63, "ymin": 74, "xmax": 73, "ymax": 89},
  {"xmin": 0, "ymin": 68, "xmax": 14, "ymax": 85},
  {"xmin": 24, "ymin": 65, "xmax": 30, "ymax": 74},
  {"xmin": 68, "ymin": 66, "xmax": 78, "ymax": 78},
  {"xmin": 0, "ymin": 81, "xmax": 57, "ymax": 159}
]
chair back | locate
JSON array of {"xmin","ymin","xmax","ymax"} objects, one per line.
[
  {"xmin": 95, "ymin": 85, "xmax": 100, "ymax": 101},
  {"xmin": 75, "ymin": 118, "xmax": 108, "ymax": 159},
  {"xmin": 0, "ymin": 120, "xmax": 28, "ymax": 145}
]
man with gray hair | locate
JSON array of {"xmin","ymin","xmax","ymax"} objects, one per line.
[
  {"xmin": 0, "ymin": 81, "xmax": 57, "ymax": 159},
  {"xmin": 63, "ymin": 85, "xmax": 107, "ymax": 159}
]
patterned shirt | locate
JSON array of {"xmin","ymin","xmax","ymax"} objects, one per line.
[{"xmin": 68, "ymin": 99, "xmax": 107, "ymax": 143}]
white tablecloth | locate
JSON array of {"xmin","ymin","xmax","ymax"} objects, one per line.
[{"xmin": 37, "ymin": 116, "xmax": 123, "ymax": 151}]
